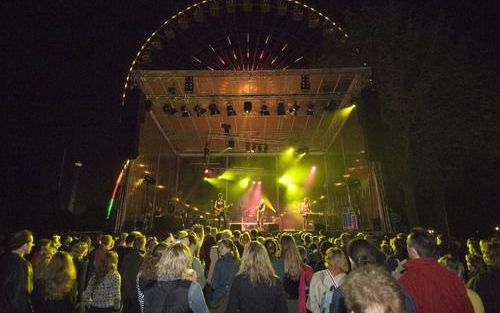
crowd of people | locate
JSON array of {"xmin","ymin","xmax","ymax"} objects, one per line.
[{"xmin": 0, "ymin": 225, "xmax": 498, "ymax": 313}]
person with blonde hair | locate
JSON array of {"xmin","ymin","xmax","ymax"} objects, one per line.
[
  {"xmin": 82, "ymin": 251, "xmax": 121, "ymax": 313},
  {"xmin": 32, "ymin": 251, "xmax": 77, "ymax": 313},
  {"xmin": 307, "ymin": 247, "xmax": 348, "ymax": 313},
  {"xmin": 226, "ymin": 241, "xmax": 287, "ymax": 313},
  {"xmin": 138, "ymin": 243, "xmax": 208, "ymax": 313},
  {"xmin": 280, "ymin": 234, "xmax": 313, "ymax": 313},
  {"xmin": 343, "ymin": 265, "xmax": 405, "ymax": 313}
]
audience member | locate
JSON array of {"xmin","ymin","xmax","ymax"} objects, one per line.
[
  {"xmin": 0, "ymin": 229, "xmax": 35, "ymax": 313},
  {"xmin": 467, "ymin": 240, "xmax": 500, "ymax": 313},
  {"xmin": 264, "ymin": 238, "xmax": 285, "ymax": 281},
  {"xmin": 307, "ymin": 247, "xmax": 347, "ymax": 313},
  {"xmin": 181, "ymin": 233, "xmax": 207, "ymax": 289},
  {"xmin": 32, "ymin": 251, "xmax": 77, "ymax": 313},
  {"xmin": 227, "ymin": 241, "xmax": 287, "ymax": 313},
  {"xmin": 280, "ymin": 234, "xmax": 313, "ymax": 313},
  {"xmin": 344, "ymin": 265, "xmax": 404, "ymax": 313},
  {"xmin": 210, "ymin": 238, "xmax": 240, "ymax": 313},
  {"xmin": 399, "ymin": 227, "xmax": 473, "ymax": 313},
  {"xmin": 70, "ymin": 241, "xmax": 89, "ymax": 313},
  {"xmin": 138, "ymin": 243, "xmax": 208, "ymax": 313},
  {"xmin": 82, "ymin": 251, "xmax": 121, "ymax": 313},
  {"xmin": 121, "ymin": 234, "xmax": 146, "ymax": 313},
  {"xmin": 438, "ymin": 254, "xmax": 484, "ymax": 313}
]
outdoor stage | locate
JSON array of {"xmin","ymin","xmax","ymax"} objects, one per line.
[{"xmin": 110, "ymin": 1, "xmax": 391, "ymax": 234}]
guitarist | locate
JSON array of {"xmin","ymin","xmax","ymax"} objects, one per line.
[
  {"xmin": 300, "ymin": 197, "xmax": 312, "ymax": 230},
  {"xmin": 256, "ymin": 199, "xmax": 275, "ymax": 230},
  {"xmin": 214, "ymin": 193, "xmax": 228, "ymax": 229}
]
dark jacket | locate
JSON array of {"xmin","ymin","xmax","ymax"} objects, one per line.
[
  {"xmin": 211, "ymin": 253, "xmax": 239, "ymax": 300},
  {"xmin": 0, "ymin": 252, "xmax": 33, "ymax": 313},
  {"xmin": 120, "ymin": 248, "xmax": 144, "ymax": 299},
  {"xmin": 31, "ymin": 281, "xmax": 77, "ymax": 313},
  {"xmin": 140, "ymin": 279, "xmax": 193, "ymax": 313},
  {"xmin": 73, "ymin": 258, "xmax": 88, "ymax": 303},
  {"xmin": 226, "ymin": 275, "xmax": 288, "ymax": 313},
  {"xmin": 467, "ymin": 267, "xmax": 500, "ymax": 313}
]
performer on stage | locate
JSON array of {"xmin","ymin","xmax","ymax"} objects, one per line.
[
  {"xmin": 299, "ymin": 197, "xmax": 312, "ymax": 230},
  {"xmin": 256, "ymin": 199, "xmax": 275, "ymax": 230},
  {"xmin": 256, "ymin": 199, "xmax": 266, "ymax": 230},
  {"xmin": 214, "ymin": 193, "xmax": 228, "ymax": 229}
]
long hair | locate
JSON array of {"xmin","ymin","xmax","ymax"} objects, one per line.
[
  {"xmin": 238, "ymin": 241, "xmax": 277, "ymax": 286},
  {"xmin": 157, "ymin": 243, "xmax": 192, "ymax": 279},
  {"xmin": 280, "ymin": 235, "xmax": 303, "ymax": 281},
  {"xmin": 140, "ymin": 243, "xmax": 168, "ymax": 281},
  {"xmin": 218, "ymin": 238, "xmax": 240, "ymax": 261},
  {"xmin": 40, "ymin": 251, "xmax": 76, "ymax": 300},
  {"xmin": 92, "ymin": 251, "xmax": 118, "ymax": 289}
]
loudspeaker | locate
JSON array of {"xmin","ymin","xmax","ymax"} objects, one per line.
[
  {"xmin": 120, "ymin": 87, "xmax": 144, "ymax": 159},
  {"xmin": 358, "ymin": 87, "xmax": 383, "ymax": 161},
  {"xmin": 230, "ymin": 223, "xmax": 242, "ymax": 231}
]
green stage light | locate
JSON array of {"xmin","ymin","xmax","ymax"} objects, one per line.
[
  {"xmin": 238, "ymin": 177, "xmax": 250, "ymax": 188},
  {"xmin": 219, "ymin": 171, "xmax": 236, "ymax": 181},
  {"xmin": 340, "ymin": 104, "xmax": 356, "ymax": 118},
  {"xmin": 278, "ymin": 176, "xmax": 290, "ymax": 185}
]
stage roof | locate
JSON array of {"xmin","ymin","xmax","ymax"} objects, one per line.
[{"xmin": 133, "ymin": 67, "xmax": 370, "ymax": 156}]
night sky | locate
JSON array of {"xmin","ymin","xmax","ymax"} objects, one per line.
[{"xmin": 3, "ymin": 1, "xmax": 499, "ymax": 238}]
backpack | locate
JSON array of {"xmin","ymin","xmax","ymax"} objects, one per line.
[{"xmin": 319, "ymin": 270, "xmax": 340, "ymax": 313}]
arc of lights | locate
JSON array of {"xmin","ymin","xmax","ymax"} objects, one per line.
[{"xmin": 121, "ymin": 0, "xmax": 353, "ymax": 107}]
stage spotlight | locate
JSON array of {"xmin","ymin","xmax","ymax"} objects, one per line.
[
  {"xmin": 181, "ymin": 105, "xmax": 191, "ymax": 117},
  {"xmin": 260, "ymin": 104, "xmax": 270, "ymax": 115},
  {"xmin": 311, "ymin": 165, "xmax": 317, "ymax": 171},
  {"xmin": 162, "ymin": 103, "xmax": 177, "ymax": 115},
  {"xmin": 323, "ymin": 99, "xmax": 339, "ymax": 111},
  {"xmin": 209, "ymin": 103, "xmax": 220, "ymax": 115},
  {"xmin": 288, "ymin": 103, "xmax": 300, "ymax": 115},
  {"xmin": 226, "ymin": 104, "xmax": 237, "ymax": 116},
  {"xmin": 277, "ymin": 102, "xmax": 286, "ymax": 115},
  {"xmin": 252, "ymin": 180, "xmax": 256, "ymax": 184},
  {"xmin": 257, "ymin": 180, "xmax": 261, "ymax": 184},
  {"xmin": 306, "ymin": 105, "xmax": 314, "ymax": 115},
  {"xmin": 143, "ymin": 175, "xmax": 156, "ymax": 185},
  {"xmin": 203, "ymin": 167, "xmax": 215, "ymax": 177},
  {"xmin": 297, "ymin": 146, "xmax": 309, "ymax": 155},
  {"xmin": 193, "ymin": 104, "xmax": 207, "ymax": 116},
  {"xmin": 244, "ymin": 101, "xmax": 252, "ymax": 113}
]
